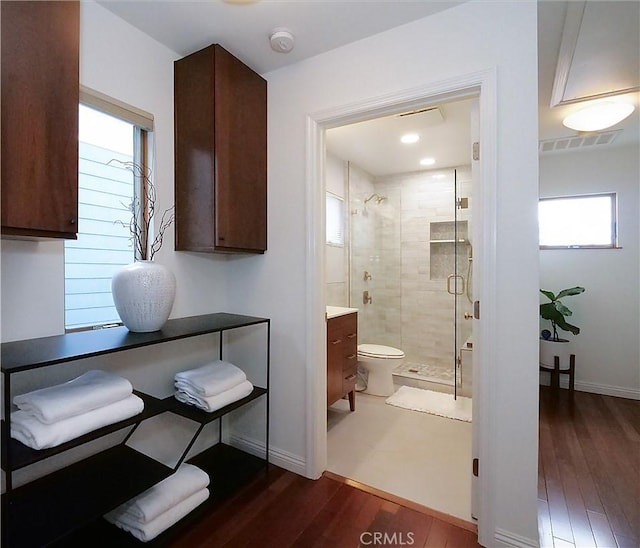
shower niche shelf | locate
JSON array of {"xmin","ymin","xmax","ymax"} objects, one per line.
[{"xmin": 429, "ymin": 221, "xmax": 469, "ymax": 281}]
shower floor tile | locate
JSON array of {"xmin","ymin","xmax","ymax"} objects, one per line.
[
  {"xmin": 327, "ymin": 391, "xmax": 473, "ymax": 522},
  {"xmin": 393, "ymin": 361, "xmax": 454, "ymax": 385}
]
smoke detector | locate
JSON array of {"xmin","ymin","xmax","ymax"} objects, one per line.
[{"xmin": 270, "ymin": 28, "xmax": 295, "ymax": 53}]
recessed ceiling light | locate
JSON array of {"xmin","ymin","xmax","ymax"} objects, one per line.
[
  {"xmin": 420, "ymin": 157, "xmax": 435, "ymax": 166},
  {"xmin": 400, "ymin": 133, "xmax": 420, "ymax": 144},
  {"xmin": 562, "ymin": 101, "xmax": 635, "ymax": 132}
]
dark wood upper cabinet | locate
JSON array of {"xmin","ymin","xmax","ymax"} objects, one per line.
[
  {"xmin": 174, "ymin": 44, "xmax": 267, "ymax": 254},
  {"xmin": 1, "ymin": 1, "xmax": 79, "ymax": 239}
]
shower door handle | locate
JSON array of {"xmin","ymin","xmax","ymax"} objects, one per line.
[{"xmin": 447, "ymin": 274, "xmax": 465, "ymax": 295}]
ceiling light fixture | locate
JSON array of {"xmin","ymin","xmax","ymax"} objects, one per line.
[
  {"xmin": 400, "ymin": 133, "xmax": 420, "ymax": 144},
  {"xmin": 562, "ymin": 100, "xmax": 635, "ymax": 132},
  {"xmin": 419, "ymin": 157, "xmax": 435, "ymax": 166}
]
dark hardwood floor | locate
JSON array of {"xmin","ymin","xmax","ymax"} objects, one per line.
[
  {"xmin": 165, "ymin": 386, "xmax": 639, "ymax": 547},
  {"xmin": 169, "ymin": 466, "xmax": 480, "ymax": 547},
  {"xmin": 538, "ymin": 386, "xmax": 640, "ymax": 548}
]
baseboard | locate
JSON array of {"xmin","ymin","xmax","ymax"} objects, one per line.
[
  {"xmin": 227, "ymin": 434, "xmax": 307, "ymax": 476},
  {"xmin": 572, "ymin": 380, "xmax": 640, "ymax": 400},
  {"xmin": 494, "ymin": 528, "xmax": 538, "ymax": 547},
  {"xmin": 539, "ymin": 373, "xmax": 640, "ymax": 400}
]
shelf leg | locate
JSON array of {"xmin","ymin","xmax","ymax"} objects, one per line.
[{"xmin": 4, "ymin": 372, "xmax": 12, "ymax": 492}]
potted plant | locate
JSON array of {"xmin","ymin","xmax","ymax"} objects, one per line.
[
  {"xmin": 539, "ymin": 286, "xmax": 585, "ymax": 368},
  {"xmin": 109, "ymin": 159, "xmax": 177, "ymax": 333}
]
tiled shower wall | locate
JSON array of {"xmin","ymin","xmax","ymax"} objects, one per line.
[
  {"xmin": 349, "ymin": 164, "xmax": 473, "ymax": 369},
  {"xmin": 347, "ymin": 163, "xmax": 396, "ymax": 346}
]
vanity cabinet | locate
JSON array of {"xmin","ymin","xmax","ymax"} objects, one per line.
[
  {"xmin": 1, "ymin": 0, "xmax": 79, "ymax": 239},
  {"xmin": 1, "ymin": 313, "xmax": 270, "ymax": 547},
  {"xmin": 326, "ymin": 312, "xmax": 358, "ymax": 411},
  {"xmin": 174, "ymin": 44, "xmax": 267, "ymax": 254}
]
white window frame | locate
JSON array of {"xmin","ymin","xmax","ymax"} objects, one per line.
[
  {"xmin": 539, "ymin": 192, "xmax": 618, "ymax": 250},
  {"xmin": 326, "ymin": 192, "xmax": 345, "ymax": 247}
]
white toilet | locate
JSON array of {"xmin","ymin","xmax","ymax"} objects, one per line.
[{"xmin": 357, "ymin": 344, "xmax": 405, "ymax": 396}]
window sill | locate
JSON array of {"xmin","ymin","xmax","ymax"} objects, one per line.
[{"xmin": 540, "ymin": 245, "xmax": 623, "ymax": 250}]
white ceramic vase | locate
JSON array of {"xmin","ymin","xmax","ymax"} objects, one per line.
[{"xmin": 112, "ymin": 261, "xmax": 176, "ymax": 333}]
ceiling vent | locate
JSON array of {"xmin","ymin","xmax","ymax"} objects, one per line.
[
  {"xmin": 396, "ymin": 106, "xmax": 444, "ymax": 126},
  {"xmin": 539, "ymin": 130, "xmax": 621, "ymax": 154}
]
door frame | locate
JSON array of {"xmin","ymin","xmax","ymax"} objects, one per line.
[{"xmin": 304, "ymin": 68, "xmax": 498, "ymax": 546}]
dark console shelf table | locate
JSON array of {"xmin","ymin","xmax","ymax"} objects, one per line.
[{"xmin": 1, "ymin": 312, "xmax": 270, "ymax": 547}]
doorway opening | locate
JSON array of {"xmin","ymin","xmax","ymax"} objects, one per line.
[{"xmin": 323, "ymin": 95, "xmax": 477, "ymax": 522}]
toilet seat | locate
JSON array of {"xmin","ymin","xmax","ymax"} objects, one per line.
[{"xmin": 358, "ymin": 344, "xmax": 405, "ymax": 360}]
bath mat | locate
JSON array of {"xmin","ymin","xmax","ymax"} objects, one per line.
[{"xmin": 385, "ymin": 386, "xmax": 472, "ymax": 422}]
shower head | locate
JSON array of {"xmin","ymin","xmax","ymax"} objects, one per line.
[{"xmin": 364, "ymin": 193, "xmax": 387, "ymax": 205}]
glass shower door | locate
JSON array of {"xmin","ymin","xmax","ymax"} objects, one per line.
[{"xmin": 452, "ymin": 168, "xmax": 472, "ymax": 400}]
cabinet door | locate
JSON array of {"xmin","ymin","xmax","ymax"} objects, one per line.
[
  {"xmin": 174, "ymin": 44, "xmax": 267, "ymax": 254},
  {"xmin": 326, "ymin": 319, "xmax": 345, "ymax": 405},
  {"xmin": 1, "ymin": 1, "xmax": 79, "ymax": 239},
  {"xmin": 174, "ymin": 46, "xmax": 216, "ymax": 252},
  {"xmin": 213, "ymin": 45, "xmax": 267, "ymax": 253}
]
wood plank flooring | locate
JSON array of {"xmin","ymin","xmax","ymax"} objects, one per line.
[
  {"xmin": 170, "ymin": 466, "xmax": 481, "ymax": 547},
  {"xmin": 166, "ymin": 385, "xmax": 638, "ymax": 547},
  {"xmin": 538, "ymin": 386, "xmax": 640, "ymax": 548}
]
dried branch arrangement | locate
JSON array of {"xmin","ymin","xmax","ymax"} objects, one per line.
[{"xmin": 109, "ymin": 159, "xmax": 175, "ymax": 261}]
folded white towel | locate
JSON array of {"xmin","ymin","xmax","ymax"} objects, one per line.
[
  {"xmin": 175, "ymin": 380, "xmax": 253, "ymax": 413},
  {"xmin": 105, "ymin": 488, "xmax": 209, "ymax": 542},
  {"xmin": 112, "ymin": 464, "xmax": 209, "ymax": 524},
  {"xmin": 174, "ymin": 361, "xmax": 247, "ymax": 397},
  {"xmin": 13, "ymin": 370, "xmax": 133, "ymax": 424},
  {"xmin": 10, "ymin": 394, "xmax": 144, "ymax": 450}
]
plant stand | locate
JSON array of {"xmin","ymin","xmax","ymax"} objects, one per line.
[{"xmin": 540, "ymin": 354, "xmax": 575, "ymax": 393}]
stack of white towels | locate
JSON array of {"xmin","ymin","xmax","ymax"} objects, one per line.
[
  {"xmin": 104, "ymin": 463, "xmax": 209, "ymax": 542},
  {"xmin": 174, "ymin": 360, "xmax": 253, "ymax": 413},
  {"xmin": 11, "ymin": 369, "xmax": 143, "ymax": 450}
]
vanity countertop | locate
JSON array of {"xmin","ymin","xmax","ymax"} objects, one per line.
[{"xmin": 326, "ymin": 306, "xmax": 359, "ymax": 320}]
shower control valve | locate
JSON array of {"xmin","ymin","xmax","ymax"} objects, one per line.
[{"xmin": 363, "ymin": 290, "xmax": 372, "ymax": 305}]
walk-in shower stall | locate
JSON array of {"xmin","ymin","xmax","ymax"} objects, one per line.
[{"xmin": 348, "ymin": 163, "xmax": 473, "ymax": 397}]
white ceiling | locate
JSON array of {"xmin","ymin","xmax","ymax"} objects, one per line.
[
  {"xmin": 98, "ymin": 0, "xmax": 465, "ymax": 75},
  {"xmin": 100, "ymin": 0, "xmax": 639, "ymax": 176},
  {"xmin": 326, "ymin": 98, "xmax": 473, "ymax": 177},
  {"xmin": 538, "ymin": 1, "xmax": 639, "ymax": 145}
]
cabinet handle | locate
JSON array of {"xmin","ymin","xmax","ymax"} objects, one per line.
[
  {"xmin": 69, "ymin": 219, "xmax": 76, "ymax": 225},
  {"xmin": 345, "ymin": 374, "xmax": 357, "ymax": 381},
  {"xmin": 347, "ymin": 333, "xmax": 357, "ymax": 339},
  {"xmin": 331, "ymin": 339, "xmax": 342, "ymax": 345},
  {"xmin": 346, "ymin": 354, "xmax": 356, "ymax": 360}
]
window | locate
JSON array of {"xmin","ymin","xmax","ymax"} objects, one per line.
[
  {"xmin": 64, "ymin": 90, "xmax": 154, "ymax": 330},
  {"xmin": 326, "ymin": 192, "xmax": 345, "ymax": 246},
  {"xmin": 539, "ymin": 193, "xmax": 618, "ymax": 249}
]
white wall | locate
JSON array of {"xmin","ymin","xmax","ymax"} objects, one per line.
[
  {"xmin": 227, "ymin": 1, "xmax": 540, "ymax": 545},
  {"xmin": 539, "ymin": 144, "xmax": 640, "ymax": 399}
]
